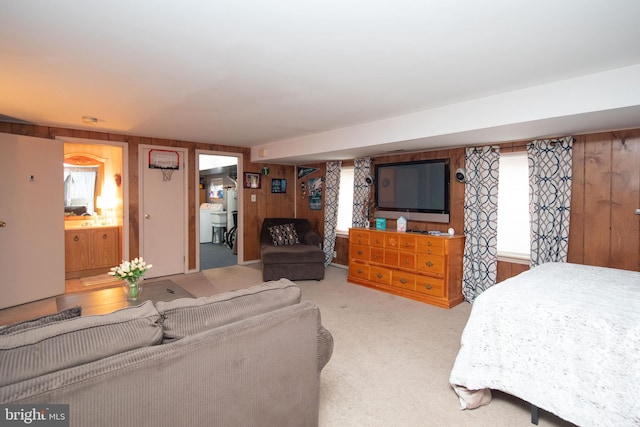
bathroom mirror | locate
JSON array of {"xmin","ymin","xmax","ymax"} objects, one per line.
[{"xmin": 63, "ymin": 154, "xmax": 105, "ymax": 219}]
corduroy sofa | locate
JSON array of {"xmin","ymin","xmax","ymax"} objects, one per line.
[
  {"xmin": 0, "ymin": 280, "xmax": 333, "ymax": 427},
  {"xmin": 260, "ymin": 218, "xmax": 325, "ymax": 281}
]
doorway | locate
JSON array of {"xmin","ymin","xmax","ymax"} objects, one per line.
[
  {"xmin": 63, "ymin": 139, "xmax": 126, "ymax": 281},
  {"xmin": 197, "ymin": 151, "xmax": 242, "ymax": 270}
]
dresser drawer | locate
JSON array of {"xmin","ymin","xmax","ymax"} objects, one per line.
[
  {"xmin": 350, "ymin": 244, "xmax": 370, "ymax": 262},
  {"xmin": 392, "ymin": 270, "xmax": 415, "ymax": 291},
  {"xmin": 370, "ymin": 247, "xmax": 384, "ymax": 263},
  {"xmin": 384, "ymin": 234, "xmax": 399, "ymax": 249},
  {"xmin": 350, "ymin": 229, "xmax": 370, "ymax": 245},
  {"xmin": 349, "ymin": 262, "xmax": 369, "ymax": 280},
  {"xmin": 370, "ymin": 266, "xmax": 392, "ymax": 285},
  {"xmin": 416, "ymin": 254, "xmax": 444, "ymax": 276},
  {"xmin": 414, "ymin": 275, "xmax": 445, "ymax": 297},
  {"xmin": 398, "ymin": 234, "xmax": 417, "ymax": 251},
  {"xmin": 398, "ymin": 251, "xmax": 416, "ymax": 270},
  {"xmin": 370, "ymin": 233, "xmax": 385, "ymax": 247},
  {"xmin": 416, "ymin": 236, "xmax": 444, "ymax": 255},
  {"xmin": 384, "ymin": 249, "xmax": 399, "ymax": 267}
]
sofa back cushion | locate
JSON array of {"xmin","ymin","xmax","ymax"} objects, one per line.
[
  {"xmin": 0, "ymin": 306, "xmax": 82, "ymax": 335},
  {"xmin": 0, "ymin": 301, "xmax": 162, "ymax": 387},
  {"xmin": 156, "ymin": 279, "xmax": 301, "ymax": 342}
]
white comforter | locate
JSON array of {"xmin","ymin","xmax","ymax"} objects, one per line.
[{"xmin": 449, "ymin": 262, "xmax": 640, "ymax": 427}]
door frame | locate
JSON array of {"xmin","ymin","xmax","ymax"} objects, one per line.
[
  {"xmin": 139, "ymin": 144, "xmax": 189, "ymax": 275},
  {"xmin": 56, "ymin": 136, "xmax": 129, "ymax": 262},
  {"xmin": 196, "ymin": 149, "xmax": 244, "ymax": 269}
]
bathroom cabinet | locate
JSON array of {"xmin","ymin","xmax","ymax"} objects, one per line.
[{"xmin": 65, "ymin": 226, "xmax": 121, "ymax": 278}]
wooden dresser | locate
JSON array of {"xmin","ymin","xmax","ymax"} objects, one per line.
[{"xmin": 347, "ymin": 228, "xmax": 465, "ymax": 309}]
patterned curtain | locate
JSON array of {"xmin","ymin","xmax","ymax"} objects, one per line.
[
  {"xmin": 323, "ymin": 161, "xmax": 341, "ymax": 266},
  {"xmin": 352, "ymin": 157, "xmax": 372, "ymax": 228},
  {"xmin": 527, "ymin": 137, "xmax": 573, "ymax": 267},
  {"xmin": 462, "ymin": 146, "xmax": 500, "ymax": 303}
]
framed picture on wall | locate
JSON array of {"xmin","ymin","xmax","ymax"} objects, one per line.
[
  {"xmin": 271, "ymin": 178, "xmax": 286, "ymax": 193},
  {"xmin": 243, "ymin": 172, "xmax": 261, "ymax": 189}
]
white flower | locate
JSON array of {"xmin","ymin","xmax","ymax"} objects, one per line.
[{"xmin": 108, "ymin": 258, "xmax": 153, "ymax": 283}]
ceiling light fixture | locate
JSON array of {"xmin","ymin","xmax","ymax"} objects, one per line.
[{"xmin": 82, "ymin": 116, "xmax": 98, "ymax": 124}]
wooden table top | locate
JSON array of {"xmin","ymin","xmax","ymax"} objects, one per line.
[{"xmin": 56, "ymin": 280, "xmax": 194, "ymax": 316}]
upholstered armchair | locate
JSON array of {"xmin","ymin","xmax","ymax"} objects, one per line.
[{"xmin": 260, "ymin": 218, "xmax": 325, "ymax": 281}]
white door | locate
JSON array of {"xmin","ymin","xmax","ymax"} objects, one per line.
[
  {"xmin": 140, "ymin": 146, "xmax": 187, "ymax": 278},
  {"xmin": 0, "ymin": 134, "xmax": 65, "ymax": 309}
]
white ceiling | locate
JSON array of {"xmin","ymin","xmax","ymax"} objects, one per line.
[{"xmin": 1, "ymin": 0, "xmax": 640, "ymax": 164}]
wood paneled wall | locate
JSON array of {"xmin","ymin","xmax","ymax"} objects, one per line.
[
  {"xmin": 568, "ymin": 130, "xmax": 640, "ymax": 271},
  {"xmin": 0, "ymin": 122, "xmax": 281, "ymax": 269},
  {"xmin": 3, "ymin": 121, "xmax": 638, "ymax": 276},
  {"xmin": 334, "ymin": 129, "xmax": 640, "ymax": 280},
  {"xmin": 241, "ymin": 163, "xmax": 297, "ymax": 261}
]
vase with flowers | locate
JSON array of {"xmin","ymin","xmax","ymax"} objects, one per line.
[{"xmin": 108, "ymin": 258, "xmax": 153, "ymax": 301}]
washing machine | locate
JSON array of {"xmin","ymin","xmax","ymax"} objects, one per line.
[{"xmin": 199, "ymin": 203, "xmax": 223, "ymax": 243}]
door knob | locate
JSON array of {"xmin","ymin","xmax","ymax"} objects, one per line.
[
  {"xmin": 144, "ymin": 214, "xmax": 151, "ymax": 219},
  {"xmin": 0, "ymin": 221, "xmax": 5, "ymax": 228}
]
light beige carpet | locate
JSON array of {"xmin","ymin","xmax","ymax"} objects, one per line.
[{"xmin": 197, "ymin": 264, "xmax": 574, "ymax": 427}]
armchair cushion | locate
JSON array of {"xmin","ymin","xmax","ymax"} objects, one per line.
[{"xmin": 268, "ymin": 223, "xmax": 299, "ymax": 246}]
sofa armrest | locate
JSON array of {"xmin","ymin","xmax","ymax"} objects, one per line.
[
  {"xmin": 303, "ymin": 230, "xmax": 322, "ymax": 248},
  {"xmin": 317, "ymin": 325, "xmax": 333, "ymax": 372}
]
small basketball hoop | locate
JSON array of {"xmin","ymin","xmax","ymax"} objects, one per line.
[
  {"xmin": 161, "ymin": 168, "xmax": 174, "ymax": 181},
  {"xmin": 149, "ymin": 149, "xmax": 179, "ymax": 182}
]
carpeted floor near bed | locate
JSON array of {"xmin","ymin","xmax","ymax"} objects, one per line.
[{"xmin": 201, "ymin": 264, "xmax": 575, "ymax": 427}]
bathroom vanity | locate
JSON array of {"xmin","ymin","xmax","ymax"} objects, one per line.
[{"xmin": 64, "ymin": 223, "xmax": 121, "ymax": 278}]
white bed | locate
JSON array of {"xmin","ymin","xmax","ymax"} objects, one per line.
[{"xmin": 449, "ymin": 262, "xmax": 640, "ymax": 427}]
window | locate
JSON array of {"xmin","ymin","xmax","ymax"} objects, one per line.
[
  {"xmin": 497, "ymin": 152, "xmax": 530, "ymax": 261},
  {"xmin": 336, "ymin": 166, "xmax": 354, "ymax": 234}
]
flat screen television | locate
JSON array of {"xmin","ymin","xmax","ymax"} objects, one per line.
[{"xmin": 374, "ymin": 158, "xmax": 450, "ymax": 223}]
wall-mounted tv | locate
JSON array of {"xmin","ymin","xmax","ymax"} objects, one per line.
[{"xmin": 374, "ymin": 158, "xmax": 450, "ymax": 223}]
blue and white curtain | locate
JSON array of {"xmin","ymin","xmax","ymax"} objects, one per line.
[
  {"xmin": 527, "ymin": 137, "xmax": 573, "ymax": 267},
  {"xmin": 462, "ymin": 146, "xmax": 500, "ymax": 303},
  {"xmin": 352, "ymin": 157, "xmax": 372, "ymax": 228},
  {"xmin": 323, "ymin": 161, "xmax": 341, "ymax": 266}
]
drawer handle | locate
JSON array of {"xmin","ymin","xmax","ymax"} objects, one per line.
[
  {"xmin": 374, "ymin": 253, "xmax": 380, "ymax": 259},
  {"xmin": 375, "ymin": 239, "xmax": 381, "ymax": 244},
  {"xmin": 74, "ymin": 235, "xmax": 79, "ymax": 241},
  {"xmin": 357, "ymin": 250, "xmax": 363, "ymax": 255},
  {"xmin": 404, "ymin": 242, "xmax": 409, "ymax": 247},
  {"xmin": 403, "ymin": 258, "xmax": 409, "ymax": 264},
  {"xmin": 400, "ymin": 278, "xmax": 407, "ymax": 284},
  {"xmin": 103, "ymin": 233, "xmax": 108, "ymax": 239},
  {"xmin": 424, "ymin": 284, "xmax": 433, "ymax": 290},
  {"xmin": 425, "ymin": 261, "xmax": 433, "ymax": 267},
  {"xmin": 427, "ymin": 249, "xmax": 432, "ymax": 254},
  {"xmin": 357, "ymin": 269, "xmax": 363, "ymax": 274},
  {"xmin": 376, "ymin": 273, "xmax": 383, "ymax": 279},
  {"xmin": 427, "ymin": 241, "xmax": 432, "ymax": 246}
]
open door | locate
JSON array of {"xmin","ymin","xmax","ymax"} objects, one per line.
[{"xmin": 0, "ymin": 134, "xmax": 65, "ymax": 308}]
